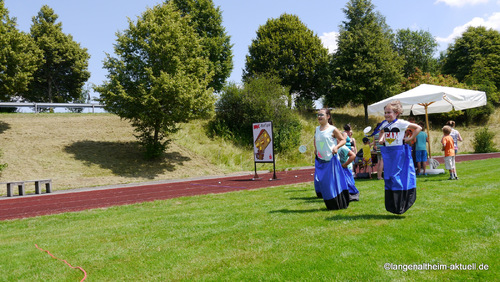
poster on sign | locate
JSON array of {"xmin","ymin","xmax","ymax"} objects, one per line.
[{"xmin": 252, "ymin": 121, "xmax": 274, "ymax": 163}]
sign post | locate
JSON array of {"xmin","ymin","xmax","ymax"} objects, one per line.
[{"xmin": 252, "ymin": 121, "xmax": 277, "ymax": 180}]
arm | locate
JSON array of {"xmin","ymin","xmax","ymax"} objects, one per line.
[
  {"xmin": 342, "ymin": 149, "xmax": 356, "ymax": 168},
  {"xmin": 351, "ymin": 138, "xmax": 357, "ymax": 153},
  {"xmin": 457, "ymin": 131, "xmax": 463, "ymax": 142},
  {"xmin": 314, "ymin": 136, "xmax": 317, "ymax": 156},
  {"xmin": 404, "ymin": 123, "xmax": 422, "ymax": 144},
  {"xmin": 332, "ymin": 128, "xmax": 346, "ymax": 154},
  {"xmin": 379, "ymin": 132, "xmax": 385, "ymax": 146}
]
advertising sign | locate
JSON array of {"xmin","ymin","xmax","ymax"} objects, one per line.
[{"xmin": 252, "ymin": 121, "xmax": 274, "ymax": 163}]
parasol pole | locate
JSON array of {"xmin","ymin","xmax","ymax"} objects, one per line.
[
  {"xmin": 424, "ymin": 104, "xmax": 431, "ymax": 158},
  {"xmin": 418, "ymin": 102, "xmax": 434, "ymax": 164}
]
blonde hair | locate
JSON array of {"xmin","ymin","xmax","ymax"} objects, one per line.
[
  {"xmin": 442, "ymin": 125, "xmax": 452, "ymax": 135},
  {"xmin": 384, "ymin": 100, "xmax": 404, "ymax": 116}
]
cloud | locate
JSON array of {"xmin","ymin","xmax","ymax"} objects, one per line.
[
  {"xmin": 320, "ymin": 31, "xmax": 339, "ymax": 54},
  {"xmin": 434, "ymin": 0, "xmax": 489, "ymax": 7},
  {"xmin": 436, "ymin": 12, "xmax": 500, "ymax": 44}
]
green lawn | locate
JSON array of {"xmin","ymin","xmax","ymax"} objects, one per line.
[{"xmin": 0, "ymin": 159, "xmax": 498, "ymax": 281}]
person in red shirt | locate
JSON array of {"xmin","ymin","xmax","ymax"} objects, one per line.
[{"xmin": 441, "ymin": 125, "xmax": 458, "ymax": 180}]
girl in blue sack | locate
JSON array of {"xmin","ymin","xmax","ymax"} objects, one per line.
[
  {"xmin": 377, "ymin": 101, "xmax": 422, "ymax": 214},
  {"xmin": 313, "ymin": 108, "xmax": 349, "ymax": 210}
]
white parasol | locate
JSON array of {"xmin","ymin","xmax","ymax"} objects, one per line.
[{"xmin": 368, "ymin": 84, "xmax": 487, "ymax": 168}]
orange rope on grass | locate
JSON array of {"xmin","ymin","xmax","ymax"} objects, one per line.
[{"xmin": 35, "ymin": 244, "xmax": 87, "ymax": 282}]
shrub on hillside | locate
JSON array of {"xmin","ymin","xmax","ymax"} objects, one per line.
[
  {"xmin": 473, "ymin": 127, "xmax": 497, "ymax": 153},
  {"xmin": 0, "ymin": 149, "xmax": 7, "ymax": 174},
  {"xmin": 209, "ymin": 76, "xmax": 302, "ymax": 153},
  {"xmin": 466, "ymin": 102, "xmax": 495, "ymax": 124}
]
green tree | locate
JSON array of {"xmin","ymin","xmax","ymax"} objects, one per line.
[
  {"xmin": 96, "ymin": 2, "xmax": 214, "ymax": 159},
  {"xmin": 24, "ymin": 5, "xmax": 90, "ymax": 103},
  {"xmin": 243, "ymin": 13, "xmax": 330, "ymax": 109},
  {"xmin": 0, "ymin": 1, "xmax": 42, "ymax": 101},
  {"xmin": 401, "ymin": 68, "xmax": 465, "ymax": 91},
  {"xmin": 441, "ymin": 26, "xmax": 500, "ymax": 91},
  {"xmin": 209, "ymin": 75, "xmax": 301, "ymax": 153},
  {"xmin": 393, "ymin": 28, "xmax": 438, "ymax": 77},
  {"xmin": 328, "ymin": 0, "xmax": 404, "ymax": 123},
  {"xmin": 401, "ymin": 69, "xmax": 494, "ymax": 125},
  {"xmin": 465, "ymin": 62, "xmax": 500, "ymax": 106},
  {"xmin": 168, "ymin": 0, "xmax": 233, "ymax": 92},
  {"xmin": 67, "ymin": 83, "xmax": 92, "ymax": 113}
]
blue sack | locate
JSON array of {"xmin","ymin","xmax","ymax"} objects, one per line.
[
  {"xmin": 380, "ymin": 144, "xmax": 417, "ymax": 214},
  {"xmin": 342, "ymin": 166, "xmax": 359, "ymax": 202},
  {"xmin": 314, "ymin": 156, "xmax": 350, "ymax": 210}
]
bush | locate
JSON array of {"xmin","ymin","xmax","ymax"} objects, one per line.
[
  {"xmin": 0, "ymin": 149, "xmax": 7, "ymax": 174},
  {"xmin": 273, "ymin": 119, "xmax": 302, "ymax": 153},
  {"xmin": 473, "ymin": 127, "xmax": 497, "ymax": 153},
  {"xmin": 210, "ymin": 76, "xmax": 302, "ymax": 153},
  {"xmin": 466, "ymin": 102, "xmax": 495, "ymax": 124}
]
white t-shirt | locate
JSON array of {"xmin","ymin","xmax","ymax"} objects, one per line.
[
  {"xmin": 381, "ymin": 119, "xmax": 411, "ymax": 147},
  {"xmin": 315, "ymin": 125, "xmax": 338, "ymax": 161},
  {"xmin": 450, "ymin": 129, "xmax": 460, "ymax": 150}
]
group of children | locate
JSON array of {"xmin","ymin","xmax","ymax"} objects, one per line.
[
  {"xmin": 313, "ymin": 100, "xmax": 461, "ymax": 214},
  {"xmin": 408, "ymin": 120, "xmax": 461, "ymax": 180}
]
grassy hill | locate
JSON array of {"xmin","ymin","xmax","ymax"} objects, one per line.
[{"xmin": 1, "ymin": 106, "xmax": 499, "ymax": 194}]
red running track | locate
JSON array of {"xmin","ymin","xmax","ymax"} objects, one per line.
[
  {"xmin": 2, "ymin": 152, "xmax": 499, "ymax": 221},
  {"xmin": 0, "ymin": 168, "xmax": 316, "ymax": 221}
]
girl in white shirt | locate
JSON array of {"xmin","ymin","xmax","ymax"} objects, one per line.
[
  {"xmin": 313, "ymin": 108, "xmax": 350, "ymax": 210},
  {"xmin": 314, "ymin": 109, "xmax": 345, "ymax": 161},
  {"xmin": 378, "ymin": 100, "xmax": 421, "ymax": 214}
]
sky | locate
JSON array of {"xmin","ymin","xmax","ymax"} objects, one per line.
[{"xmin": 3, "ymin": 0, "xmax": 500, "ymax": 99}]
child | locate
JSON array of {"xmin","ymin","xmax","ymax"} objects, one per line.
[
  {"xmin": 415, "ymin": 121, "xmax": 429, "ymax": 175},
  {"xmin": 313, "ymin": 108, "xmax": 349, "ymax": 210},
  {"xmin": 446, "ymin": 120, "xmax": 463, "ymax": 154},
  {"xmin": 442, "ymin": 125, "xmax": 458, "ymax": 180},
  {"xmin": 378, "ymin": 100, "xmax": 422, "ymax": 214},
  {"xmin": 405, "ymin": 116, "xmax": 417, "ymax": 170},
  {"xmin": 361, "ymin": 137, "xmax": 373, "ymax": 178},
  {"xmin": 353, "ymin": 149, "xmax": 363, "ymax": 176},
  {"xmin": 338, "ymin": 145, "xmax": 359, "ymax": 201},
  {"xmin": 342, "ymin": 124, "xmax": 357, "ymax": 153},
  {"xmin": 372, "ymin": 123, "xmax": 384, "ymax": 180}
]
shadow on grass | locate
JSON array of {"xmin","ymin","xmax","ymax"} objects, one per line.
[
  {"xmin": 64, "ymin": 140, "xmax": 190, "ymax": 179},
  {"xmin": 0, "ymin": 121, "xmax": 11, "ymax": 134},
  {"xmin": 290, "ymin": 196, "xmax": 321, "ymax": 201},
  {"xmin": 283, "ymin": 188, "xmax": 311, "ymax": 193},
  {"xmin": 290, "ymin": 196, "xmax": 323, "ymax": 204},
  {"xmin": 269, "ymin": 208, "xmax": 326, "ymax": 214},
  {"xmin": 270, "ymin": 208, "xmax": 406, "ymax": 219},
  {"xmin": 326, "ymin": 214, "xmax": 405, "ymax": 221}
]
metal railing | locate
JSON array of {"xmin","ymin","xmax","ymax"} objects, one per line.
[{"xmin": 0, "ymin": 102, "xmax": 106, "ymax": 113}]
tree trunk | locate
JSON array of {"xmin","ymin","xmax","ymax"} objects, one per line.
[
  {"xmin": 364, "ymin": 102, "xmax": 369, "ymax": 124},
  {"xmin": 154, "ymin": 126, "xmax": 160, "ymax": 145},
  {"xmin": 48, "ymin": 76, "xmax": 53, "ymax": 103}
]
